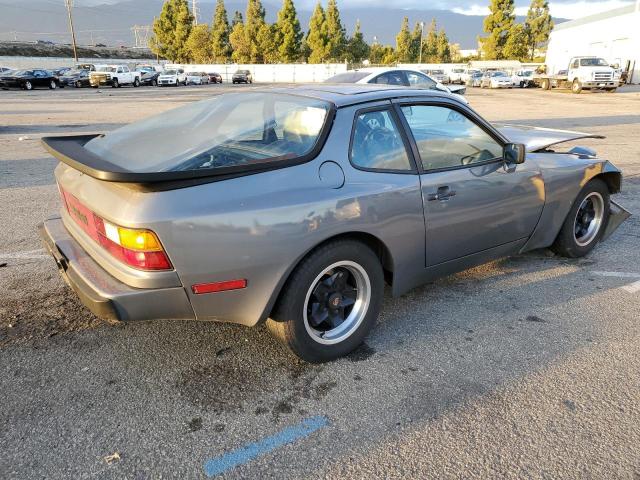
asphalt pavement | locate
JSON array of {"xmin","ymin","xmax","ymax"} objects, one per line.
[{"xmin": 1, "ymin": 83, "xmax": 639, "ymax": 479}]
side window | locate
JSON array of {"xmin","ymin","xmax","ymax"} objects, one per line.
[
  {"xmin": 350, "ymin": 109, "xmax": 412, "ymax": 171},
  {"xmin": 123, "ymin": 66, "xmax": 129, "ymax": 73},
  {"xmin": 405, "ymin": 72, "xmax": 437, "ymax": 89},
  {"xmin": 371, "ymin": 72, "xmax": 407, "ymax": 86},
  {"xmin": 571, "ymin": 59, "xmax": 579, "ymax": 69},
  {"xmin": 400, "ymin": 105, "xmax": 503, "ymax": 171}
]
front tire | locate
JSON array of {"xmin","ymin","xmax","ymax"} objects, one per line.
[
  {"xmin": 266, "ymin": 240, "xmax": 384, "ymax": 363},
  {"xmin": 112, "ymin": 78, "xmax": 119, "ymax": 88},
  {"xmin": 551, "ymin": 178, "xmax": 610, "ymax": 258},
  {"xmin": 541, "ymin": 78, "xmax": 550, "ymax": 90},
  {"xmin": 571, "ymin": 79, "xmax": 582, "ymax": 94},
  {"xmin": 49, "ymin": 80, "xmax": 57, "ymax": 89}
]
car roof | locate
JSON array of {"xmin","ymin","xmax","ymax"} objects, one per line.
[{"xmin": 251, "ymin": 84, "xmax": 463, "ymax": 108}]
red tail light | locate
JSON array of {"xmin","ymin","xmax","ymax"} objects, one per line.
[{"xmin": 61, "ymin": 189, "xmax": 172, "ymax": 271}]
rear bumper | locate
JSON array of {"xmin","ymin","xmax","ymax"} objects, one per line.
[{"xmin": 38, "ymin": 217, "xmax": 195, "ymax": 322}]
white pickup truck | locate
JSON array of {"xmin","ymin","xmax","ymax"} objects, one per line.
[
  {"xmin": 536, "ymin": 56, "xmax": 617, "ymax": 94},
  {"xmin": 89, "ymin": 64, "xmax": 141, "ymax": 88}
]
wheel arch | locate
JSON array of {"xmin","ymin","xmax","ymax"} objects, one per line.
[
  {"xmin": 594, "ymin": 171, "xmax": 621, "ymax": 194},
  {"xmin": 259, "ymin": 231, "xmax": 395, "ymax": 323}
]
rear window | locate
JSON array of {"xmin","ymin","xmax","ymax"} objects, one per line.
[
  {"xmin": 84, "ymin": 93, "xmax": 331, "ymax": 173},
  {"xmin": 325, "ymin": 71, "xmax": 369, "ymax": 83}
]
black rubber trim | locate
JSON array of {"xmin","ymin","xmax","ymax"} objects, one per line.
[{"xmin": 41, "ymin": 105, "xmax": 337, "ymax": 185}]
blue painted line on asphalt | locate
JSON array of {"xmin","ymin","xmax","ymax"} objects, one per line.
[{"xmin": 203, "ymin": 415, "xmax": 329, "ymax": 477}]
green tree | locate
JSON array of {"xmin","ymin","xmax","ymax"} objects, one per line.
[
  {"xmin": 524, "ymin": 0, "xmax": 553, "ymax": 60},
  {"xmin": 186, "ymin": 24, "xmax": 213, "ymax": 63},
  {"xmin": 369, "ymin": 44, "xmax": 395, "ymax": 65},
  {"xmin": 345, "ymin": 19, "xmax": 369, "ymax": 63},
  {"xmin": 229, "ymin": 20, "xmax": 250, "ymax": 62},
  {"xmin": 325, "ymin": 0, "xmax": 347, "ymax": 61},
  {"xmin": 211, "ymin": 0, "xmax": 231, "ymax": 63},
  {"xmin": 503, "ymin": 23, "xmax": 528, "ymax": 60},
  {"xmin": 244, "ymin": 0, "xmax": 267, "ymax": 62},
  {"xmin": 231, "ymin": 10, "xmax": 243, "ymax": 27},
  {"xmin": 149, "ymin": 0, "xmax": 193, "ymax": 63},
  {"xmin": 481, "ymin": 0, "xmax": 515, "ymax": 59},
  {"xmin": 276, "ymin": 0, "xmax": 302, "ymax": 62},
  {"xmin": 436, "ymin": 29, "xmax": 451, "ymax": 62},
  {"xmin": 257, "ymin": 23, "xmax": 280, "ymax": 63},
  {"xmin": 422, "ymin": 18, "xmax": 438, "ymax": 62},
  {"xmin": 410, "ymin": 22, "xmax": 423, "ymax": 63},
  {"xmin": 305, "ymin": 2, "xmax": 328, "ymax": 63},
  {"xmin": 395, "ymin": 16, "xmax": 412, "ymax": 63}
]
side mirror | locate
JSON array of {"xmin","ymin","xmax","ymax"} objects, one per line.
[{"xmin": 503, "ymin": 143, "xmax": 526, "ymax": 164}]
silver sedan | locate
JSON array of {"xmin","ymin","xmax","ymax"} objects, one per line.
[{"xmin": 39, "ymin": 85, "xmax": 629, "ymax": 362}]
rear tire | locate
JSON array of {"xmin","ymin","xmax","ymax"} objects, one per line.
[
  {"xmin": 24, "ymin": 81, "xmax": 33, "ymax": 90},
  {"xmin": 133, "ymin": 78, "xmax": 140, "ymax": 87},
  {"xmin": 551, "ymin": 178, "xmax": 610, "ymax": 258},
  {"xmin": 49, "ymin": 80, "xmax": 57, "ymax": 89},
  {"xmin": 266, "ymin": 240, "xmax": 384, "ymax": 363},
  {"xmin": 541, "ymin": 78, "xmax": 550, "ymax": 90},
  {"xmin": 112, "ymin": 78, "xmax": 119, "ymax": 88}
]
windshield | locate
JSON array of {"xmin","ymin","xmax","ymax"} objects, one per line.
[
  {"xmin": 580, "ymin": 58, "xmax": 609, "ymax": 67},
  {"xmin": 163, "ymin": 70, "xmax": 177, "ymax": 75},
  {"xmin": 492, "ymin": 71, "xmax": 508, "ymax": 77},
  {"xmin": 430, "ymin": 70, "xmax": 444, "ymax": 74},
  {"xmin": 85, "ymin": 93, "xmax": 331, "ymax": 173},
  {"xmin": 325, "ymin": 71, "xmax": 369, "ymax": 83}
]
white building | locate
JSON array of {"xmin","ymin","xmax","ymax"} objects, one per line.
[{"xmin": 545, "ymin": 1, "xmax": 640, "ymax": 83}]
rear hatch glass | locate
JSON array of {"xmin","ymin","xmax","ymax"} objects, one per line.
[{"xmin": 83, "ymin": 92, "xmax": 331, "ymax": 174}]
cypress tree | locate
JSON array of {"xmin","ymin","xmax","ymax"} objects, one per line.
[
  {"xmin": 325, "ymin": 0, "xmax": 346, "ymax": 61},
  {"xmin": 185, "ymin": 24, "xmax": 213, "ymax": 63},
  {"xmin": 150, "ymin": 0, "xmax": 193, "ymax": 63},
  {"xmin": 245, "ymin": 0, "xmax": 267, "ymax": 62},
  {"xmin": 423, "ymin": 18, "xmax": 438, "ymax": 62},
  {"xmin": 306, "ymin": 2, "xmax": 328, "ymax": 63},
  {"xmin": 481, "ymin": 0, "xmax": 515, "ymax": 59},
  {"xmin": 345, "ymin": 19, "xmax": 369, "ymax": 63},
  {"xmin": 410, "ymin": 22, "xmax": 423, "ymax": 63},
  {"xmin": 276, "ymin": 0, "xmax": 303, "ymax": 63},
  {"xmin": 395, "ymin": 16, "xmax": 412, "ymax": 63},
  {"xmin": 504, "ymin": 23, "xmax": 529, "ymax": 60},
  {"xmin": 524, "ymin": 0, "xmax": 553, "ymax": 60},
  {"xmin": 231, "ymin": 10, "xmax": 243, "ymax": 27},
  {"xmin": 436, "ymin": 29, "xmax": 451, "ymax": 63},
  {"xmin": 211, "ymin": 0, "xmax": 231, "ymax": 63},
  {"xmin": 229, "ymin": 15, "xmax": 250, "ymax": 62}
]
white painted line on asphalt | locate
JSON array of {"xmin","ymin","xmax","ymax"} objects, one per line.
[
  {"xmin": 591, "ymin": 271, "xmax": 640, "ymax": 279},
  {"xmin": 621, "ymin": 281, "xmax": 640, "ymax": 294},
  {"xmin": 0, "ymin": 248, "xmax": 48, "ymax": 260},
  {"xmin": 591, "ymin": 271, "xmax": 640, "ymax": 294}
]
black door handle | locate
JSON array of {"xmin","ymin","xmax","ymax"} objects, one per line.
[{"xmin": 427, "ymin": 186, "xmax": 456, "ymax": 201}]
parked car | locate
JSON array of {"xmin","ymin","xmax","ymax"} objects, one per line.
[
  {"xmin": 39, "ymin": 85, "xmax": 629, "ymax": 362},
  {"xmin": 232, "ymin": 69, "xmax": 253, "ymax": 84},
  {"xmin": 186, "ymin": 72, "xmax": 210, "ymax": 85},
  {"xmin": 0, "ymin": 69, "xmax": 58, "ymax": 90},
  {"xmin": 208, "ymin": 72, "xmax": 223, "ymax": 83},
  {"xmin": 467, "ymin": 71, "xmax": 484, "ymax": 87},
  {"xmin": 90, "ymin": 65, "xmax": 141, "ymax": 88},
  {"xmin": 158, "ymin": 69, "xmax": 187, "ymax": 86},
  {"xmin": 448, "ymin": 67, "xmax": 466, "ymax": 84},
  {"xmin": 58, "ymin": 69, "xmax": 91, "ymax": 88},
  {"xmin": 326, "ymin": 67, "xmax": 467, "ymax": 103},
  {"xmin": 53, "ymin": 67, "xmax": 72, "ymax": 76},
  {"xmin": 460, "ymin": 68, "xmax": 480, "ymax": 84},
  {"xmin": 511, "ymin": 69, "xmax": 536, "ymax": 88},
  {"xmin": 422, "ymin": 69, "xmax": 450, "ymax": 84},
  {"xmin": 536, "ymin": 56, "xmax": 617, "ymax": 93},
  {"xmin": 0, "ymin": 66, "xmax": 14, "ymax": 74},
  {"xmin": 481, "ymin": 71, "xmax": 513, "ymax": 89},
  {"xmin": 138, "ymin": 66, "xmax": 160, "ymax": 86}
]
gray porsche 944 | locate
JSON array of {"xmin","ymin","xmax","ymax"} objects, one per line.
[{"xmin": 39, "ymin": 85, "xmax": 630, "ymax": 362}]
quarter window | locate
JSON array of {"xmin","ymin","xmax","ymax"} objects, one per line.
[
  {"xmin": 350, "ymin": 109, "xmax": 412, "ymax": 171},
  {"xmin": 400, "ymin": 105, "xmax": 502, "ymax": 171}
]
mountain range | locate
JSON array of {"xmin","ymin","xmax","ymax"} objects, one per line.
[{"xmin": 0, "ymin": 1, "xmax": 565, "ymax": 50}]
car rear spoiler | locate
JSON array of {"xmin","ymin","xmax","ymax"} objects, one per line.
[{"xmin": 41, "ymin": 134, "xmax": 304, "ymax": 184}]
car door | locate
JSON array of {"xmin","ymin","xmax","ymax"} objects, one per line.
[
  {"xmin": 394, "ymin": 100, "xmax": 544, "ymax": 266},
  {"xmin": 33, "ymin": 70, "xmax": 47, "ymax": 87}
]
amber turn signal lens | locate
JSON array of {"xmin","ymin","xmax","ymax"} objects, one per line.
[{"xmin": 117, "ymin": 228, "xmax": 163, "ymax": 251}]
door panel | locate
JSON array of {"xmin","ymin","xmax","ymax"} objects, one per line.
[
  {"xmin": 397, "ymin": 102, "xmax": 544, "ymax": 266},
  {"xmin": 420, "ymin": 162, "xmax": 543, "ymax": 265}
]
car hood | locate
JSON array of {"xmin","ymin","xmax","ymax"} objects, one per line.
[{"xmin": 496, "ymin": 124, "xmax": 605, "ymax": 152}]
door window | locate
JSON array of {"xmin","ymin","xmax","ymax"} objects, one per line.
[
  {"xmin": 405, "ymin": 71, "xmax": 437, "ymax": 89},
  {"xmin": 400, "ymin": 105, "xmax": 502, "ymax": 171},
  {"xmin": 371, "ymin": 71, "xmax": 407, "ymax": 86},
  {"xmin": 350, "ymin": 109, "xmax": 412, "ymax": 171}
]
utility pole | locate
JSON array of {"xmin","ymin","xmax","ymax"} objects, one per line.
[
  {"xmin": 64, "ymin": 0, "xmax": 79, "ymax": 62},
  {"xmin": 418, "ymin": 21, "xmax": 425, "ymax": 65},
  {"xmin": 192, "ymin": 0, "xmax": 199, "ymax": 25}
]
